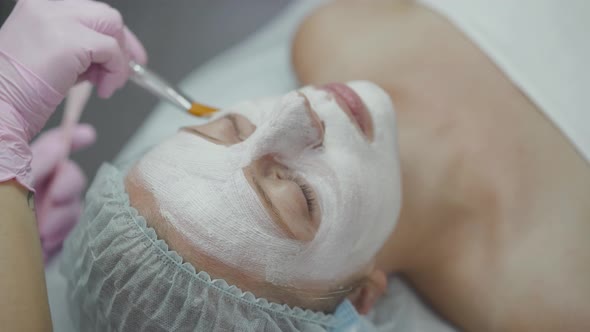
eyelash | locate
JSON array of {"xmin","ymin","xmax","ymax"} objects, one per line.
[
  {"xmin": 230, "ymin": 113, "xmax": 316, "ymax": 215},
  {"xmin": 287, "ymin": 174, "xmax": 317, "ymax": 214}
]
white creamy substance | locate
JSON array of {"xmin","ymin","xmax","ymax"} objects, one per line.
[{"xmin": 136, "ymin": 81, "xmax": 402, "ymax": 289}]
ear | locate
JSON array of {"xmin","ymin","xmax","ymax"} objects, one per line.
[{"xmin": 347, "ymin": 269, "xmax": 387, "ymax": 315}]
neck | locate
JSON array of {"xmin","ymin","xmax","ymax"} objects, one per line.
[{"xmin": 374, "ymin": 87, "xmax": 501, "ymax": 276}]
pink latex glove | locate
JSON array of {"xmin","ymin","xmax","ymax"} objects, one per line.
[
  {"xmin": 31, "ymin": 124, "xmax": 96, "ymax": 262},
  {"xmin": 0, "ymin": 0, "xmax": 147, "ymax": 190}
]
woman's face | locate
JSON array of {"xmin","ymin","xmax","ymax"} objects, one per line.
[{"xmin": 132, "ymin": 81, "xmax": 401, "ymax": 291}]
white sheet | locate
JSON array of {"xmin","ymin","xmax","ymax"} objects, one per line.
[{"xmin": 46, "ymin": 1, "xmax": 457, "ymax": 331}]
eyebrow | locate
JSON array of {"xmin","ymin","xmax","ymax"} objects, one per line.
[{"xmin": 251, "ymin": 176, "xmax": 297, "ymax": 239}]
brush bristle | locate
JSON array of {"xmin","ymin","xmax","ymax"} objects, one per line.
[{"xmin": 188, "ymin": 103, "xmax": 218, "ymax": 117}]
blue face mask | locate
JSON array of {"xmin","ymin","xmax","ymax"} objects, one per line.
[{"xmin": 331, "ymin": 300, "xmax": 380, "ymax": 332}]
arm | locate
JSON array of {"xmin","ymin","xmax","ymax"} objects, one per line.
[{"xmin": 0, "ymin": 181, "xmax": 52, "ymax": 331}]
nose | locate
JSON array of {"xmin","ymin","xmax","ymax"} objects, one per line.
[{"xmin": 240, "ymin": 91, "xmax": 324, "ymax": 163}]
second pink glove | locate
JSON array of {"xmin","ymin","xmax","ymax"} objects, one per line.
[{"xmin": 31, "ymin": 124, "xmax": 96, "ymax": 262}]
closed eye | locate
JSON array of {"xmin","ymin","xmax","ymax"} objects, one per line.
[
  {"xmin": 182, "ymin": 113, "xmax": 256, "ymax": 145},
  {"xmin": 286, "ymin": 173, "xmax": 318, "ymax": 216},
  {"xmin": 243, "ymin": 152, "xmax": 320, "ymax": 241},
  {"xmin": 227, "ymin": 113, "xmax": 256, "ymax": 142},
  {"xmin": 227, "ymin": 114, "xmax": 243, "ymax": 141}
]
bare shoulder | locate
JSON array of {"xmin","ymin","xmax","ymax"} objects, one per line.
[
  {"xmin": 292, "ymin": 0, "xmax": 421, "ymax": 85},
  {"xmin": 291, "ymin": 0, "xmax": 484, "ymax": 94}
]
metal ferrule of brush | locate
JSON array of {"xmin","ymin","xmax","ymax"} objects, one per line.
[{"xmin": 128, "ymin": 61, "xmax": 192, "ymax": 111}]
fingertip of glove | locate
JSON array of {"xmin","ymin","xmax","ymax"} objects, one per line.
[{"xmin": 74, "ymin": 124, "xmax": 96, "ymax": 141}]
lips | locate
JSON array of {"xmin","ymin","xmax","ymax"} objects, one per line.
[{"xmin": 321, "ymin": 83, "xmax": 374, "ymax": 140}]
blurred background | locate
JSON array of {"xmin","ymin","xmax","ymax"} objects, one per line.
[{"xmin": 0, "ymin": 0, "xmax": 291, "ymax": 178}]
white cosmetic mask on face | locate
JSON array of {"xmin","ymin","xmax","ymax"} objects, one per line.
[{"xmin": 136, "ymin": 81, "xmax": 402, "ymax": 289}]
